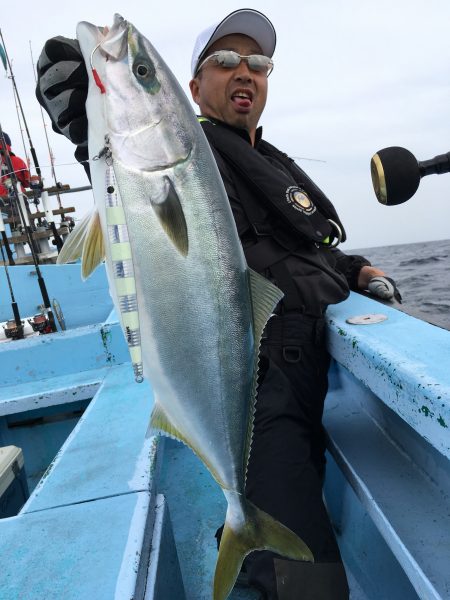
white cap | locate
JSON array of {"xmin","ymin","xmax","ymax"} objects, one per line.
[{"xmin": 191, "ymin": 9, "xmax": 276, "ymax": 77}]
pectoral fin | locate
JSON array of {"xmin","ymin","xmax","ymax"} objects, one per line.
[{"xmin": 152, "ymin": 176, "xmax": 188, "ymax": 257}]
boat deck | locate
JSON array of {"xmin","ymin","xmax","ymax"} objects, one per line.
[{"xmin": 0, "ymin": 264, "xmax": 449, "ymax": 599}]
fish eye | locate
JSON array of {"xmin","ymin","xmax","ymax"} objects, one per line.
[
  {"xmin": 132, "ymin": 56, "xmax": 156, "ymax": 82},
  {"xmin": 131, "ymin": 47, "xmax": 160, "ymax": 94},
  {"xmin": 136, "ymin": 64, "xmax": 149, "ymax": 77}
]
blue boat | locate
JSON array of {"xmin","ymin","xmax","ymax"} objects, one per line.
[{"xmin": 0, "ymin": 258, "xmax": 448, "ymax": 600}]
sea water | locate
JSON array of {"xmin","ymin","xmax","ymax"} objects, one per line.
[{"xmin": 349, "ymin": 238, "xmax": 450, "ymax": 330}]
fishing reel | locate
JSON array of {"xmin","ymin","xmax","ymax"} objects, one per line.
[
  {"xmin": 3, "ymin": 319, "xmax": 24, "ymax": 340},
  {"xmin": 28, "ymin": 175, "xmax": 44, "ymax": 209},
  {"xmin": 28, "ymin": 313, "xmax": 52, "ymax": 334},
  {"xmin": 371, "ymin": 147, "xmax": 450, "ymax": 205}
]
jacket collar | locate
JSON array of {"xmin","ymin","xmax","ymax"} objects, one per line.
[{"xmin": 200, "ymin": 116, "xmax": 263, "ymax": 147}]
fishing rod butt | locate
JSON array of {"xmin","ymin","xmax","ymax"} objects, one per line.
[
  {"xmin": 371, "ymin": 147, "xmax": 420, "ymax": 206},
  {"xmin": 371, "ymin": 146, "xmax": 450, "ymax": 206}
]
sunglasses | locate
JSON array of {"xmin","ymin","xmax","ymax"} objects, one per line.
[{"xmin": 196, "ymin": 50, "xmax": 274, "ymax": 77}]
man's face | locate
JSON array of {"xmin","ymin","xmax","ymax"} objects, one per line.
[{"xmin": 189, "ymin": 34, "xmax": 269, "ymax": 142}]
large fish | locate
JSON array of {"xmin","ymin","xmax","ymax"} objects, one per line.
[{"xmin": 59, "ymin": 14, "xmax": 313, "ymax": 599}]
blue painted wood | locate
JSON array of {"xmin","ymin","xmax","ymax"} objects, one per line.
[
  {"xmin": 0, "ymin": 366, "xmax": 108, "ymax": 416},
  {"xmin": 159, "ymin": 438, "xmax": 263, "ymax": 600},
  {"xmin": 23, "ymin": 364, "xmax": 156, "ymax": 513},
  {"xmin": 0, "ymin": 399, "xmax": 89, "ymax": 494},
  {"xmin": 323, "ymin": 293, "xmax": 450, "ymax": 599},
  {"xmin": 326, "ymin": 292, "xmax": 450, "ymax": 459},
  {"xmin": 145, "ymin": 494, "xmax": 187, "ymax": 600},
  {"xmin": 0, "ymin": 492, "xmax": 155, "ymax": 600},
  {"xmin": 0, "ymin": 264, "xmax": 112, "ymax": 328},
  {"xmin": 324, "ymin": 453, "xmax": 420, "ymax": 600},
  {"xmin": 324, "ymin": 367, "xmax": 450, "ymax": 599},
  {"xmin": 0, "ymin": 274, "xmax": 448, "ymax": 599},
  {"xmin": 0, "ymin": 321, "xmax": 129, "ymax": 386}
]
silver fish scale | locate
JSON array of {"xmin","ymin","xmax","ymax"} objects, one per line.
[
  {"xmin": 113, "ymin": 150, "xmax": 255, "ymax": 489},
  {"xmin": 97, "ymin": 23, "xmax": 271, "ymax": 489}
]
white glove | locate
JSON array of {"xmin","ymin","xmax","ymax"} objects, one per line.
[{"xmin": 368, "ymin": 276, "xmax": 402, "ymax": 303}]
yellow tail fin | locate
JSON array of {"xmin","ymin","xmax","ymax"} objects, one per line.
[{"xmin": 214, "ymin": 499, "xmax": 313, "ymax": 600}]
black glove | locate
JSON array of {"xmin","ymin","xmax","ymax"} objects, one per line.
[
  {"xmin": 35, "ymin": 36, "xmax": 90, "ymax": 178},
  {"xmin": 368, "ymin": 276, "xmax": 402, "ymax": 303}
]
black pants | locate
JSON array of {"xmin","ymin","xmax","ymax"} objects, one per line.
[{"xmin": 244, "ymin": 313, "xmax": 349, "ymax": 599}]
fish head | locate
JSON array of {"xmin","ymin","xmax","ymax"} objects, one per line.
[{"xmin": 98, "ymin": 15, "xmax": 192, "ymax": 173}]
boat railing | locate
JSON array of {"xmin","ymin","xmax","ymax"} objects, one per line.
[{"xmin": 323, "ymin": 291, "xmax": 450, "ymax": 600}]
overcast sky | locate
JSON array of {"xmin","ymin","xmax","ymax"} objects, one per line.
[{"xmin": 1, "ymin": 0, "xmax": 450, "ymax": 250}]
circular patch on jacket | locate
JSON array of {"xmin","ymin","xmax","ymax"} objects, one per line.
[{"xmin": 285, "ymin": 186, "xmax": 316, "ymax": 215}]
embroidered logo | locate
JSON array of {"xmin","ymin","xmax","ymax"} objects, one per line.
[{"xmin": 285, "ymin": 186, "xmax": 316, "ymax": 215}]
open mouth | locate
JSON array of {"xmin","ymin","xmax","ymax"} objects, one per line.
[{"xmin": 231, "ymin": 90, "xmax": 253, "ymax": 110}]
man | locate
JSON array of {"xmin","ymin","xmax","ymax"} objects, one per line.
[
  {"xmin": 0, "ymin": 132, "xmax": 30, "ymax": 199},
  {"xmin": 35, "ymin": 10, "xmax": 400, "ymax": 599}
]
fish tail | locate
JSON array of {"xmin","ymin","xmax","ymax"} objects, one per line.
[{"xmin": 213, "ymin": 498, "xmax": 313, "ymax": 600}]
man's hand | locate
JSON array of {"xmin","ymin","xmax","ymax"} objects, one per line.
[
  {"xmin": 368, "ymin": 276, "xmax": 402, "ymax": 303},
  {"xmin": 35, "ymin": 36, "xmax": 88, "ymax": 146},
  {"xmin": 358, "ymin": 266, "xmax": 402, "ymax": 303}
]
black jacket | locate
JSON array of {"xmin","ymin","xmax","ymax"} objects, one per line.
[{"xmin": 200, "ymin": 118, "xmax": 370, "ymax": 317}]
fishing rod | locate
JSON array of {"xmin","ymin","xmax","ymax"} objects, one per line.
[
  {"xmin": 29, "ymin": 41, "xmax": 63, "ymax": 210},
  {"xmin": 0, "ymin": 241, "xmax": 23, "ymax": 339},
  {"xmin": 0, "ymin": 123, "xmax": 57, "ymax": 332},
  {"xmin": 0, "ymin": 28, "xmax": 42, "ymax": 179},
  {"xmin": 0, "ymin": 210, "xmax": 15, "ymax": 265}
]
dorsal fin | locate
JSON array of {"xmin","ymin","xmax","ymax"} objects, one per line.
[
  {"xmin": 244, "ymin": 269, "xmax": 284, "ymax": 474},
  {"xmin": 248, "ymin": 268, "xmax": 284, "ymax": 346}
]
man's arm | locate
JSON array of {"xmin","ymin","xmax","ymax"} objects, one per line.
[{"xmin": 332, "ymin": 248, "xmax": 402, "ymax": 303}]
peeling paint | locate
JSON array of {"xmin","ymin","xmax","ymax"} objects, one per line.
[
  {"xmin": 100, "ymin": 326, "xmax": 115, "ymax": 363},
  {"xmin": 420, "ymin": 406, "xmax": 434, "ymax": 418},
  {"xmin": 438, "ymin": 415, "xmax": 448, "ymax": 429}
]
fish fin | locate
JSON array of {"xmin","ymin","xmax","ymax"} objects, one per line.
[
  {"xmin": 148, "ymin": 401, "xmax": 189, "ymax": 446},
  {"xmin": 147, "ymin": 401, "xmax": 228, "ymax": 488},
  {"xmin": 152, "ymin": 176, "xmax": 188, "ymax": 257},
  {"xmin": 214, "ymin": 498, "xmax": 313, "ymax": 600},
  {"xmin": 248, "ymin": 268, "xmax": 284, "ymax": 343},
  {"xmin": 243, "ymin": 269, "xmax": 283, "ymax": 471},
  {"xmin": 100, "ymin": 15, "xmax": 128, "ymax": 59},
  {"xmin": 56, "ymin": 210, "xmax": 93, "ymax": 266},
  {"xmin": 80, "ymin": 209, "xmax": 106, "ymax": 280}
]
